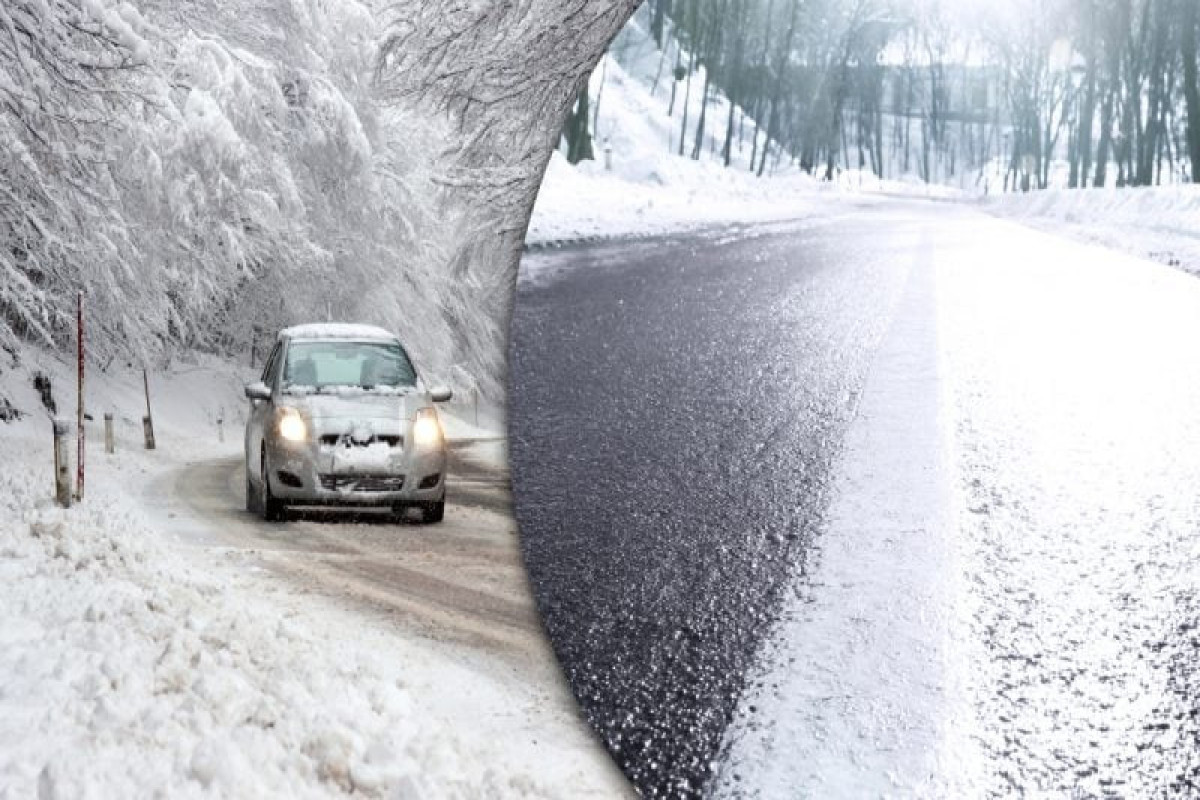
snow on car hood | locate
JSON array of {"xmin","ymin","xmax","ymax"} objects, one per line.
[{"xmin": 280, "ymin": 387, "xmax": 423, "ymax": 420}]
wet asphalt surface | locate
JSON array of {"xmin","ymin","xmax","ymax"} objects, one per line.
[{"xmin": 508, "ymin": 209, "xmax": 918, "ymax": 796}]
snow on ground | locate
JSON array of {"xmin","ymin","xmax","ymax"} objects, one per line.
[
  {"xmin": 0, "ymin": 351, "xmax": 604, "ymax": 798},
  {"xmin": 1, "ymin": 442, "xmax": 473, "ymax": 798},
  {"xmin": 528, "ymin": 152, "xmax": 837, "ymax": 246},
  {"xmin": 982, "ymin": 184, "xmax": 1200, "ymax": 280},
  {"xmin": 714, "ymin": 203, "xmax": 1200, "ymax": 795}
]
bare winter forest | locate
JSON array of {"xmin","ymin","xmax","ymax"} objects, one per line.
[{"xmin": 564, "ymin": 0, "xmax": 1200, "ymax": 192}]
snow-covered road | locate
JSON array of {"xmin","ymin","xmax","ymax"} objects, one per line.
[
  {"xmin": 146, "ymin": 444, "xmax": 539, "ymax": 654},
  {"xmin": 0, "ymin": 358, "xmax": 629, "ymax": 798},
  {"xmin": 511, "ymin": 201, "xmax": 1200, "ymax": 797}
]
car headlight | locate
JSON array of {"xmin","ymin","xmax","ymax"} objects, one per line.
[
  {"xmin": 278, "ymin": 408, "xmax": 307, "ymax": 442},
  {"xmin": 412, "ymin": 407, "xmax": 443, "ymax": 449}
]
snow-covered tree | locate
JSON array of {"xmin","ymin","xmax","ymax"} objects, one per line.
[{"xmin": 1, "ymin": 0, "xmax": 639, "ymax": 397}]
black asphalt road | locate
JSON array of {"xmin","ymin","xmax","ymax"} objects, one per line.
[{"xmin": 507, "ymin": 207, "xmax": 929, "ymax": 797}]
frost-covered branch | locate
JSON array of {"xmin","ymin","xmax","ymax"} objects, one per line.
[{"xmin": 372, "ymin": 0, "xmax": 639, "ymax": 392}]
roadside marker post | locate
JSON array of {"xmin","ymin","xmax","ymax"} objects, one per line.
[
  {"xmin": 53, "ymin": 419, "xmax": 72, "ymax": 508},
  {"xmin": 76, "ymin": 292, "xmax": 84, "ymax": 502},
  {"xmin": 217, "ymin": 408, "xmax": 224, "ymax": 443},
  {"xmin": 142, "ymin": 368, "xmax": 156, "ymax": 451},
  {"xmin": 104, "ymin": 413, "xmax": 115, "ymax": 454}
]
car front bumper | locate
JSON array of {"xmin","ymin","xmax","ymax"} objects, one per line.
[{"xmin": 266, "ymin": 437, "xmax": 446, "ymax": 507}]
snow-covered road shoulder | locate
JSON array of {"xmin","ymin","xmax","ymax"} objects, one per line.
[
  {"xmin": 0, "ymin": 423, "xmax": 486, "ymax": 798},
  {"xmin": 981, "ymin": 184, "xmax": 1200, "ymax": 279}
]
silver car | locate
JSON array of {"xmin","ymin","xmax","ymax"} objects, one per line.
[{"xmin": 244, "ymin": 324, "xmax": 452, "ymax": 523}]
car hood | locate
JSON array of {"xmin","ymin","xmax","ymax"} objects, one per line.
[{"xmin": 281, "ymin": 390, "xmax": 423, "ymax": 421}]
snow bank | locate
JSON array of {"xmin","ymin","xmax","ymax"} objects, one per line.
[
  {"xmin": 982, "ymin": 184, "xmax": 1200, "ymax": 278},
  {"xmin": 528, "ymin": 151, "xmax": 846, "ymax": 246},
  {"xmin": 0, "ymin": 350, "xmax": 598, "ymax": 798},
  {"xmin": 0, "ymin": 422, "xmax": 533, "ymax": 798}
]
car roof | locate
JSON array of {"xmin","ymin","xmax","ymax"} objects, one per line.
[{"xmin": 278, "ymin": 323, "xmax": 397, "ymax": 342}]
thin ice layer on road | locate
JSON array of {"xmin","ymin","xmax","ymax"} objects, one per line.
[{"xmin": 718, "ymin": 212, "xmax": 1200, "ymax": 796}]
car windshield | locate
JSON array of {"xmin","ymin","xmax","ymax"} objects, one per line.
[{"xmin": 282, "ymin": 340, "xmax": 417, "ymax": 391}]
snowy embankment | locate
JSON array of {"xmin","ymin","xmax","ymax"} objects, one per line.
[
  {"xmin": 527, "ymin": 152, "xmax": 838, "ymax": 247},
  {"xmin": 0, "ymin": 352, "xmax": 605, "ymax": 798},
  {"xmin": 982, "ymin": 184, "xmax": 1200, "ymax": 279},
  {"xmin": 1, "ymin": 454, "xmax": 450, "ymax": 798}
]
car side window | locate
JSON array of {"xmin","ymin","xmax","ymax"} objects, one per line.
[{"xmin": 261, "ymin": 343, "xmax": 282, "ymax": 387}]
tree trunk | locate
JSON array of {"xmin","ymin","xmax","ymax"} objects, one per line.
[
  {"xmin": 567, "ymin": 86, "xmax": 595, "ymax": 163},
  {"xmin": 692, "ymin": 0, "xmax": 729, "ymax": 160},
  {"xmin": 1184, "ymin": 0, "xmax": 1200, "ymax": 181},
  {"xmin": 1094, "ymin": 71, "xmax": 1116, "ymax": 187},
  {"xmin": 722, "ymin": 0, "xmax": 745, "ymax": 167},
  {"xmin": 758, "ymin": 0, "xmax": 799, "ymax": 177},
  {"xmin": 692, "ymin": 71, "xmax": 712, "ymax": 159},
  {"xmin": 678, "ymin": 0, "xmax": 699, "ymax": 156},
  {"xmin": 748, "ymin": 0, "xmax": 774, "ymax": 173},
  {"xmin": 652, "ymin": 0, "xmax": 670, "ymax": 47},
  {"xmin": 668, "ymin": 49, "xmax": 681, "ymax": 115}
]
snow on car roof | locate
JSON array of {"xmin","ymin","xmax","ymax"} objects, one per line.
[{"xmin": 279, "ymin": 323, "xmax": 397, "ymax": 341}]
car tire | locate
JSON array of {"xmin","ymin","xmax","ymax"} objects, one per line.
[
  {"xmin": 420, "ymin": 497, "xmax": 445, "ymax": 524},
  {"xmin": 245, "ymin": 470, "xmax": 258, "ymax": 514},
  {"xmin": 260, "ymin": 447, "xmax": 286, "ymax": 522}
]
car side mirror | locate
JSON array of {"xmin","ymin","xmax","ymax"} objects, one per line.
[
  {"xmin": 430, "ymin": 386, "xmax": 453, "ymax": 403},
  {"xmin": 245, "ymin": 381, "xmax": 271, "ymax": 402}
]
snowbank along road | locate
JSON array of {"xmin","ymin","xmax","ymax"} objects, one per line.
[{"xmin": 509, "ymin": 199, "xmax": 1200, "ymax": 797}]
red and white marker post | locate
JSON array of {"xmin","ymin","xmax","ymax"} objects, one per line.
[{"xmin": 76, "ymin": 291, "xmax": 85, "ymax": 502}]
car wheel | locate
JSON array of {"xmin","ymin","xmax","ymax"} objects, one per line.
[
  {"xmin": 420, "ymin": 496, "xmax": 445, "ymax": 524},
  {"xmin": 260, "ymin": 447, "xmax": 286, "ymax": 522}
]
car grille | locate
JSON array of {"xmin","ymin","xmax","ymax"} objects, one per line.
[
  {"xmin": 319, "ymin": 434, "xmax": 402, "ymax": 448},
  {"xmin": 319, "ymin": 474, "xmax": 405, "ymax": 493}
]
